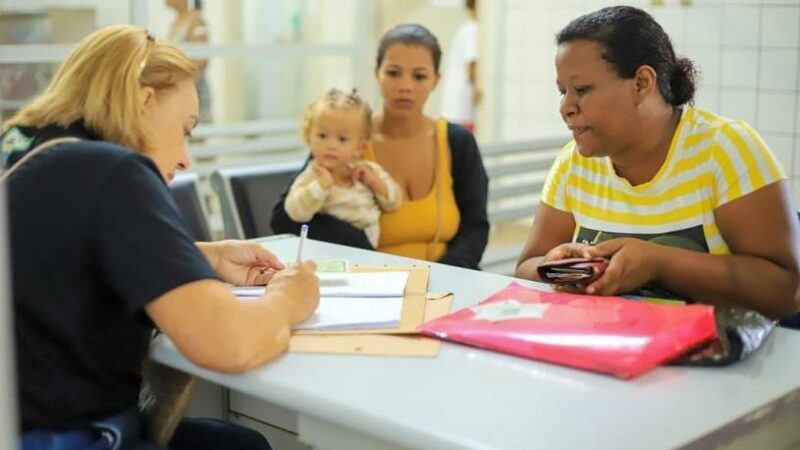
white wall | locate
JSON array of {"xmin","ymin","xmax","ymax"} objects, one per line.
[
  {"xmin": 486, "ymin": 0, "xmax": 800, "ymax": 205},
  {"xmin": 140, "ymin": 0, "xmax": 475, "ymax": 123}
]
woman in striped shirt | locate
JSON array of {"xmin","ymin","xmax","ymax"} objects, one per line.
[{"xmin": 516, "ymin": 6, "xmax": 800, "ymax": 319}]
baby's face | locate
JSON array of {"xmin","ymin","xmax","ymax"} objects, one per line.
[{"xmin": 308, "ymin": 108, "xmax": 365, "ymax": 171}]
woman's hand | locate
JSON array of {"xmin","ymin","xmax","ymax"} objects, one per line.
[
  {"xmin": 582, "ymin": 238, "xmax": 658, "ymax": 295},
  {"xmin": 542, "ymin": 242, "xmax": 593, "ymax": 263},
  {"xmin": 197, "ymin": 240, "xmax": 285, "ymax": 286},
  {"xmin": 267, "ymin": 260, "xmax": 320, "ymax": 324}
]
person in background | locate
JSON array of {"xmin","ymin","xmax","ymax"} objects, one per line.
[
  {"xmin": 284, "ymin": 88, "xmax": 402, "ymax": 248},
  {"xmin": 271, "ymin": 24, "xmax": 489, "ymax": 270},
  {"xmin": 439, "ymin": 0, "xmax": 480, "ymax": 132},
  {"xmin": 166, "ymin": 0, "xmax": 212, "ymax": 123},
  {"xmin": 515, "ymin": 6, "xmax": 800, "ymax": 320},
  {"xmin": 1, "ymin": 25, "xmax": 319, "ymax": 449}
]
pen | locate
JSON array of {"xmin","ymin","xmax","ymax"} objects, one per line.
[{"xmin": 296, "ymin": 224, "xmax": 309, "ymax": 263}]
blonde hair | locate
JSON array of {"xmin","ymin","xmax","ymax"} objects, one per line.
[
  {"xmin": 301, "ymin": 88, "xmax": 372, "ymax": 145},
  {"xmin": 2, "ymin": 24, "xmax": 197, "ymax": 154}
]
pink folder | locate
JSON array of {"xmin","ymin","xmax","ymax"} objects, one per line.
[{"xmin": 419, "ymin": 282, "xmax": 717, "ymax": 379}]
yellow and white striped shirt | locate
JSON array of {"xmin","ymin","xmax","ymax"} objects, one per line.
[{"xmin": 541, "ymin": 107, "xmax": 786, "ymax": 254}]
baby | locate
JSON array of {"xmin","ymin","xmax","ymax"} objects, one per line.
[{"xmin": 284, "ymin": 88, "xmax": 402, "ymax": 248}]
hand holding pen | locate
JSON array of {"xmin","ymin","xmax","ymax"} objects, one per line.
[
  {"xmin": 267, "ymin": 258, "xmax": 319, "ymax": 324},
  {"xmin": 268, "ymin": 224, "xmax": 319, "ymax": 323}
]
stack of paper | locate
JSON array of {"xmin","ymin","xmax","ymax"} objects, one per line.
[
  {"xmin": 288, "ymin": 265, "xmax": 450, "ymax": 358},
  {"xmin": 232, "ymin": 272, "xmax": 410, "ymax": 330}
]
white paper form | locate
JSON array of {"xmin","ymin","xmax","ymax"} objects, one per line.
[
  {"xmin": 293, "ymin": 296, "xmax": 404, "ymax": 330},
  {"xmin": 231, "ymin": 272, "xmax": 410, "ymax": 298},
  {"xmin": 231, "ymin": 272, "xmax": 410, "ymax": 330}
]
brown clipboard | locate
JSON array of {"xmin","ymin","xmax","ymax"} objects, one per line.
[
  {"xmin": 293, "ymin": 264, "xmax": 430, "ymax": 336},
  {"xmin": 289, "ymin": 293, "xmax": 453, "ymax": 357}
]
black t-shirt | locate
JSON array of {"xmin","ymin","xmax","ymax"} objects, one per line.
[{"xmin": 6, "ymin": 125, "xmax": 218, "ymax": 431}]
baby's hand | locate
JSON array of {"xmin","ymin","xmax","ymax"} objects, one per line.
[
  {"xmin": 352, "ymin": 165, "xmax": 375, "ymax": 185},
  {"xmin": 352, "ymin": 165, "xmax": 387, "ymax": 197},
  {"xmin": 312, "ymin": 160, "xmax": 333, "ymax": 189}
]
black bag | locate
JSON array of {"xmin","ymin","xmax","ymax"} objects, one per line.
[{"xmin": 671, "ymin": 307, "xmax": 774, "ymax": 366}]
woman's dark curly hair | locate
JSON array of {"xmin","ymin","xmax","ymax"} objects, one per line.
[{"xmin": 557, "ymin": 6, "xmax": 697, "ymax": 106}]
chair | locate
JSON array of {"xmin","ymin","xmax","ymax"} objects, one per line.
[
  {"xmin": 169, "ymin": 173, "xmax": 213, "ymax": 242},
  {"xmin": 211, "ymin": 160, "xmax": 304, "ymax": 239}
]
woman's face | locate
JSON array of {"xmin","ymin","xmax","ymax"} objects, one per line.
[
  {"xmin": 142, "ymin": 79, "xmax": 198, "ymax": 183},
  {"xmin": 555, "ymin": 39, "xmax": 637, "ymax": 158},
  {"xmin": 376, "ymin": 44, "xmax": 440, "ymax": 117}
]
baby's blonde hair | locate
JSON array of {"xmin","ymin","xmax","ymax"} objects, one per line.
[
  {"xmin": 3, "ymin": 24, "xmax": 197, "ymax": 154},
  {"xmin": 301, "ymin": 88, "xmax": 372, "ymax": 145}
]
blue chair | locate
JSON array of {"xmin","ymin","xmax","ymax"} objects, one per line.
[
  {"xmin": 169, "ymin": 173, "xmax": 212, "ymax": 242},
  {"xmin": 210, "ymin": 161, "xmax": 304, "ymax": 239}
]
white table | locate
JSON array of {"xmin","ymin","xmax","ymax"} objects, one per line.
[{"xmin": 151, "ymin": 236, "xmax": 800, "ymax": 450}]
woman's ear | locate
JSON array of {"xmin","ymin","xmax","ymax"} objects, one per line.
[
  {"xmin": 140, "ymin": 86, "xmax": 156, "ymax": 109},
  {"xmin": 632, "ymin": 65, "xmax": 657, "ymax": 104}
]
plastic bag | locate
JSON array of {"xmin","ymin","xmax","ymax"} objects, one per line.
[{"xmin": 671, "ymin": 307, "xmax": 774, "ymax": 366}]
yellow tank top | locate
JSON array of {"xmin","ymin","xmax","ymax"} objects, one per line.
[{"xmin": 364, "ymin": 119, "xmax": 460, "ymax": 261}]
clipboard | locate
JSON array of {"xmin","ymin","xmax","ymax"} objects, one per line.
[
  {"xmin": 293, "ymin": 264, "xmax": 430, "ymax": 336},
  {"xmin": 289, "ymin": 293, "xmax": 453, "ymax": 357}
]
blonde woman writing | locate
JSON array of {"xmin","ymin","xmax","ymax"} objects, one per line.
[{"xmin": 2, "ymin": 25, "xmax": 318, "ymax": 449}]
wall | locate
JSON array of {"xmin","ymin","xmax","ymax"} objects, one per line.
[
  {"xmin": 139, "ymin": 0, "xmax": 468, "ymax": 122},
  {"xmin": 486, "ymin": 0, "xmax": 800, "ymax": 204}
]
